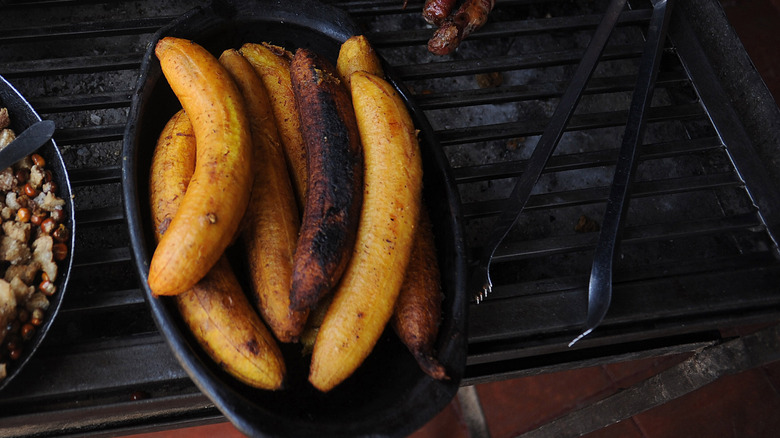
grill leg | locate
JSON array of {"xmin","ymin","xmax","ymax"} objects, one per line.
[{"xmin": 457, "ymin": 385, "xmax": 492, "ymax": 438}]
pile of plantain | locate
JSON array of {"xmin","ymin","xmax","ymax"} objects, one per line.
[{"xmin": 147, "ymin": 35, "xmax": 448, "ymax": 392}]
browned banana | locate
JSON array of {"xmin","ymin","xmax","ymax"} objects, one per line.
[
  {"xmin": 391, "ymin": 207, "xmax": 449, "ymax": 380},
  {"xmin": 289, "ymin": 48, "xmax": 363, "ymax": 312},
  {"xmin": 239, "ymin": 43, "xmax": 308, "ymax": 209},
  {"xmin": 219, "ymin": 49, "xmax": 308, "ymax": 343}
]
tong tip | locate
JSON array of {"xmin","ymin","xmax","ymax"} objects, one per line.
[
  {"xmin": 568, "ymin": 327, "xmax": 593, "ymax": 347},
  {"xmin": 472, "ymin": 277, "xmax": 493, "ymax": 304}
]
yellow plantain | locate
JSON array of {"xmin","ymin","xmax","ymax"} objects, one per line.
[
  {"xmin": 337, "ymin": 35, "xmax": 448, "ymax": 380},
  {"xmin": 150, "ymin": 110, "xmax": 285, "ymax": 390},
  {"xmin": 336, "ymin": 35, "xmax": 384, "ymax": 91},
  {"xmin": 175, "ymin": 257, "xmax": 286, "ymax": 390},
  {"xmin": 149, "ymin": 37, "xmax": 253, "ymax": 296},
  {"xmin": 309, "ymin": 71, "xmax": 423, "ymax": 392},
  {"xmin": 219, "ymin": 48, "xmax": 308, "ymax": 343},
  {"xmin": 239, "ymin": 42, "xmax": 308, "ymax": 209}
]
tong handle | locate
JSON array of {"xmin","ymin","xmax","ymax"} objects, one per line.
[
  {"xmin": 570, "ymin": 0, "xmax": 676, "ymax": 346},
  {"xmin": 470, "ymin": 0, "xmax": 629, "ymax": 302}
]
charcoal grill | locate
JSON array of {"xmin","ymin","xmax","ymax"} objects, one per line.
[{"xmin": 1, "ymin": 0, "xmax": 780, "ymax": 436}]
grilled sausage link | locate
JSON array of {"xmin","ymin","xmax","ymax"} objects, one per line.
[
  {"xmin": 422, "ymin": 0, "xmax": 458, "ymax": 26},
  {"xmin": 428, "ymin": 0, "xmax": 496, "ymax": 55}
]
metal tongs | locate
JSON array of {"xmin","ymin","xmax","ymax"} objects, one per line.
[
  {"xmin": 471, "ymin": 0, "xmax": 676, "ymax": 346},
  {"xmin": 570, "ymin": 0, "xmax": 675, "ymax": 346},
  {"xmin": 471, "ymin": 0, "xmax": 628, "ymax": 303}
]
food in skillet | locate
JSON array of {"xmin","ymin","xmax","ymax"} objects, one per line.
[
  {"xmin": 219, "ymin": 48, "xmax": 307, "ymax": 344},
  {"xmin": 149, "ymin": 109, "xmax": 285, "ymax": 390},
  {"xmin": 239, "ymin": 43, "xmax": 308, "ymax": 209},
  {"xmin": 0, "ymin": 107, "xmax": 69, "ymax": 383},
  {"xmin": 149, "ymin": 36, "xmax": 447, "ymax": 392},
  {"xmin": 288, "ymin": 48, "xmax": 364, "ymax": 314},
  {"xmin": 335, "ymin": 36, "xmax": 449, "ymax": 380},
  {"xmin": 148, "ymin": 37, "xmax": 253, "ymax": 297},
  {"xmin": 309, "ymin": 69, "xmax": 424, "ymax": 391}
]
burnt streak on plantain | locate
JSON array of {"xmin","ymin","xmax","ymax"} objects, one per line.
[{"xmin": 290, "ymin": 48, "xmax": 363, "ymax": 312}]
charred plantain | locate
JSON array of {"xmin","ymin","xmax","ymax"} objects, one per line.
[
  {"xmin": 309, "ymin": 71, "xmax": 422, "ymax": 392},
  {"xmin": 392, "ymin": 207, "xmax": 449, "ymax": 380},
  {"xmin": 289, "ymin": 48, "xmax": 363, "ymax": 313}
]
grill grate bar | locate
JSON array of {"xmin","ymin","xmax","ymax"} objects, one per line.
[
  {"xmin": 53, "ymin": 124, "xmax": 126, "ymax": 145},
  {"xmin": 462, "ymin": 172, "xmax": 744, "ymax": 219},
  {"xmin": 437, "ymin": 102, "xmax": 705, "ymax": 146},
  {"xmin": 0, "ymin": 53, "xmax": 142, "ymax": 78},
  {"xmin": 393, "ymin": 44, "xmax": 647, "ymax": 80},
  {"xmin": 28, "ymin": 91, "xmax": 133, "ymax": 113},
  {"xmin": 0, "ymin": 17, "xmax": 176, "ymax": 44},
  {"xmin": 486, "ymin": 212, "xmax": 762, "ymax": 262},
  {"xmin": 61, "ymin": 288, "xmax": 146, "ymax": 315},
  {"xmin": 415, "ymin": 71, "xmax": 690, "ymax": 110},
  {"xmin": 452, "ymin": 137, "xmax": 723, "ymax": 183},
  {"xmin": 75, "ymin": 205, "xmax": 126, "ymax": 227},
  {"xmin": 68, "ymin": 166, "xmax": 122, "ymax": 187},
  {"xmin": 73, "ymin": 247, "xmax": 133, "ymax": 268}
]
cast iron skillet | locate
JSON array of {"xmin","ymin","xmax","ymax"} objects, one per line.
[
  {"xmin": 0, "ymin": 75, "xmax": 76, "ymax": 394},
  {"xmin": 122, "ymin": 0, "xmax": 467, "ymax": 436}
]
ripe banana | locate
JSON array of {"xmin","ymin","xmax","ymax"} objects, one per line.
[
  {"xmin": 335, "ymin": 36, "xmax": 448, "ymax": 380},
  {"xmin": 336, "ymin": 35, "xmax": 384, "ymax": 91},
  {"xmin": 148, "ymin": 37, "xmax": 253, "ymax": 296},
  {"xmin": 289, "ymin": 48, "xmax": 364, "ymax": 313},
  {"xmin": 239, "ymin": 42, "xmax": 308, "ymax": 209},
  {"xmin": 309, "ymin": 71, "xmax": 423, "ymax": 392},
  {"xmin": 218, "ymin": 48, "xmax": 308, "ymax": 343},
  {"xmin": 149, "ymin": 109, "xmax": 285, "ymax": 390}
]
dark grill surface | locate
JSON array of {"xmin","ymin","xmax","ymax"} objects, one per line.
[{"xmin": 1, "ymin": 0, "xmax": 780, "ymax": 436}]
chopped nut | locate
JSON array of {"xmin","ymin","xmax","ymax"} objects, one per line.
[
  {"xmin": 29, "ymin": 165, "xmax": 45, "ymax": 190},
  {"xmin": 33, "ymin": 235, "xmax": 57, "ymax": 281},
  {"xmin": 0, "ymin": 129, "xmax": 15, "ymax": 149},
  {"xmin": 0, "ymin": 169, "xmax": 14, "ymax": 192},
  {"xmin": 0, "ymin": 236, "xmax": 32, "ymax": 264},
  {"xmin": 3, "ymin": 220, "xmax": 31, "ymax": 242},
  {"xmin": 0, "ymin": 108, "xmax": 9, "ymax": 130}
]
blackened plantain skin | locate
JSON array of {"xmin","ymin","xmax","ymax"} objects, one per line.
[{"xmin": 289, "ymin": 48, "xmax": 363, "ymax": 312}]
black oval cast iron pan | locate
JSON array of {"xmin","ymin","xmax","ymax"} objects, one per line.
[
  {"xmin": 121, "ymin": 0, "xmax": 468, "ymax": 436},
  {"xmin": 0, "ymin": 75, "xmax": 76, "ymax": 394}
]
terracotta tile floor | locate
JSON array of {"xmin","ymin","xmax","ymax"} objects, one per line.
[{"xmin": 126, "ymin": 1, "xmax": 780, "ymax": 436}]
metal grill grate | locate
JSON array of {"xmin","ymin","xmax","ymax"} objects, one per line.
[{"xmin": 1, "ymin": 0, "xmax": 779, "ymax": 435}]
